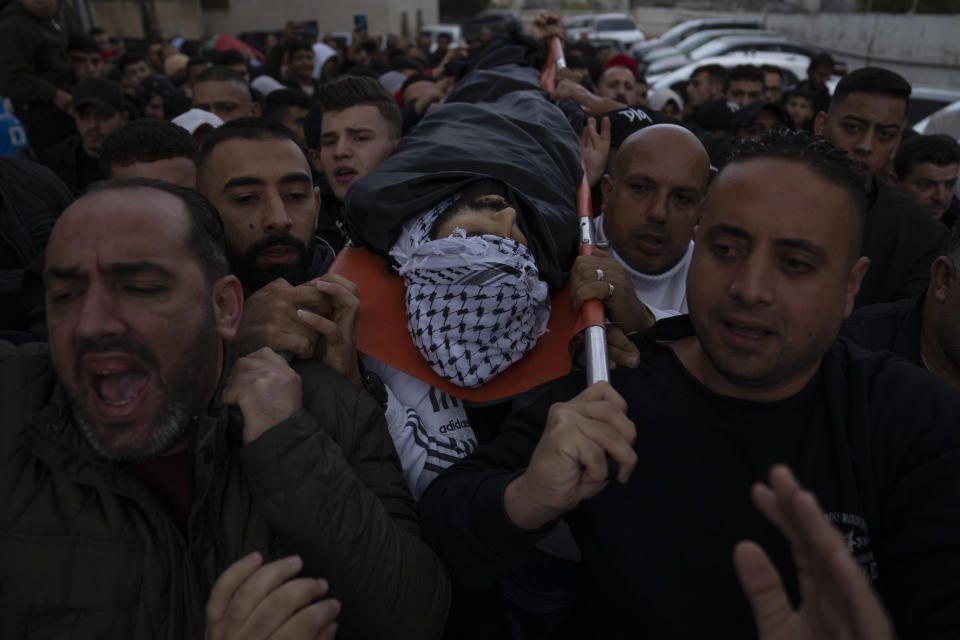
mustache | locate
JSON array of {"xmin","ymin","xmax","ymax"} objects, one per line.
[
  {"xmin": 241, "ymin": 232, "xmax": 308, "ymax": 261},
  {"xmin": 74, "ymin": 336, "xmax": 161, "ymax": 374}
]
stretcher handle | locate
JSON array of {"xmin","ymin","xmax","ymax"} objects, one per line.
[{"xmin": 540, "ymin": 35, "xmax": 566, "ymax": 100}]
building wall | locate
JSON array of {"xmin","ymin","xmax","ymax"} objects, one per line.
[
  {"xmin": 523, "ymin": 7, "xmax": 959, "ymax": 88},
  {"xmin": 91, "ymin": 0, "xmax": 205, "ymax": 39},
  {"xmin": 202, "ymin": 0, "xmax": 438, "ymax": 38}
]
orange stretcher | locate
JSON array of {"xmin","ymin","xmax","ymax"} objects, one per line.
[{"xmin": 328, "ymin": 34, "xmax": 609, "ymax": 401}]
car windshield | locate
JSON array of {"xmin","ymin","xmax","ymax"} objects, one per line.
[{"xmin": 596, "ymin": 18, "xmax": 635, "ymax": 31}]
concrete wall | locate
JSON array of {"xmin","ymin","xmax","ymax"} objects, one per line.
[
  {"xmin": 523, "ymin": 7, "xmax": 960, "ymax": 88},
  {"xmin": 92, "ymin": 0, "xmax": 205, "ymax": 39},
  {"xmin": 202, "ymin": 0, "xmax": 438, "ymax": 38},
  {"xmin": 767, "ymin": 12, "xmax": 960, "ymax": 87}
]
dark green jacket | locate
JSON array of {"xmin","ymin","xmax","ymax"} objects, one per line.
[
  {"xmin": 0, "ymin": 3, "xmax": 72, "ymax": 104},
  {"xmin": 0, "ymin": 342, "xmax": 450, "ymax": 638}
]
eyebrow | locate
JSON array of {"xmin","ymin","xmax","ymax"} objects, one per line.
[
  {"xmin": 840, "ymin": 114, "xmax": 901, "ymax": 130},
  {"xmin": 45, "ymin": 261, "xmax": 174, "ymax": 282},
  {"xmin": 223, "ymin": 172, "xmax": 311, "ymax": 191},
  {"xmin": 321, "ymin": 126, "xmax": 375, "ymax": 138},
  {"xmin": 774, "ymin": 238, "xmax": 829, "ymax": 264},
  {"xmin": 705, "ymin": 223, "xmax": 751, "ymax": 242},
  {"xmin": 705, "ymin": 224, "xmax": 829, "ymax": 262}
]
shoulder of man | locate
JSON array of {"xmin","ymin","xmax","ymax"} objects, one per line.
[
  {"xmin": 839, "ymin": 295, "xmax": 923, "ymax": 365},
  {"xmin": 873, "ymin": 178, "xmax": 947, "ymax": 241}
]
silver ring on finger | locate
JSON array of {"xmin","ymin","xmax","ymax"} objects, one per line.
[
  {"xmin": 596, "ymin": 268, "xmax": 605, "ymax": 282},
  {"xmin": 606, "ymin": 282, "xmax": 615, "ymax": 300}
]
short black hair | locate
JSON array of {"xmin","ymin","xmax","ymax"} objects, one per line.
[
  {"xmin": 68, "ymin": 34, "xmax": 99, "ymax": 54},
  {"xmin": 315, "ymin": 75, "xmax": 401, "ymax": 139},
  {"xmin": 117, "ymin": 53, "xmax": 145, "ymax": 73},
  {"xmin": 389, "ymin": 55, "xmax": 426, "ymax": 73},
  {"xmin": 194, "ymin": 65, "xmax": 252, "ymax": 101},
  {"xmin": 198, "ymin": 117, "xmax": 308, "ymax": 178},
  {"xmin": 188, "ymin": 55, "xmax": 211, "ymax": 68},
  {"xmin": 100, "ymin": 118, "xmax": 199, "ymax": 177},
  {"xmin": 211, "ymin": 49, "xmax": 246, "ymax": 67},
  {"xmin": 785, "ymin": 87, "xmax": 814, "ymax": 103},
  {"xmin": 831, "ymin": 66, "xmax": 911, "ymax": 112},
  {"xmin": 88, "ymin": 27, "xmax": 106, "ymax": 37},
  {"xmin": 303, "ymin": 102, "xmax": 325, "ymax": 150},
  {"xmin": 726, "ymin": 64, "xmax": 763, "ymax": 90},
  {"xmin": 285, "ymin": 38, "xmax": 313, "ymax": 58},
  {"xmin": 264, "ymin": 88, "xmax": 311, "ymax": 122},
  {"xmin": 400, "ymin": 72, "xmax": 433, "ymax": 94},
  {"xmin": 691, "ymin": 63, "xmax": 728, "ymax": 88},
  {"xmin": 808, "ymin": 52, "xmax": 835, "ymax": 72},
  {"xmin": 725, "ymin": 128, "xmax": 867, "ymax": 261},
  {"xmin": 759, "ymin": 64, "xmax": 782, "ymax": 79},
  {"xmin": 895, "ymin": 134, "xmax": 960, "ymax": 179},
  {"xmin": 86, "ymin": 177, "xmax": 230, "ymax": 283}
]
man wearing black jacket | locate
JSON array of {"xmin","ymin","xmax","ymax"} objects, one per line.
[
  {"xmin": 814, "ymin": 66, "xmax": 945, "ymax": 307},
  {"xmin": 420, "ymin": 130, "xmax": 960, "ymax": 638},
  {"xmin": 841, "ymin": 222, "xmax": 960, "ymax": 389}
]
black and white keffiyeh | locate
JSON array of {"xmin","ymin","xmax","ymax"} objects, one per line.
[{"xmin": 390, "ymin": 199, "xmax": 551, "ymax": 388}]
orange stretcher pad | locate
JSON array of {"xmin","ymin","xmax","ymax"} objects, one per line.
[{"xmin": 329, "ymin": 247, "xmax": 588, "ymax": 402}]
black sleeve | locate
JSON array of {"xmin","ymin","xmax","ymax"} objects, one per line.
[
  {"xmin": 418, "ymin": 378, "xmax": 578, "ymax": 589},
  {"xmin": 865, "ymin": 358, "xmax": 960, "ymax": 637}
]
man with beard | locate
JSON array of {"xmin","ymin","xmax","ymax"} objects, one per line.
[
  {"xmin": 0, "ymin": 177, "xmax": 449, "ymax": 639},
  {"xmin": 198, "ymin": 118, "xmax": 478, "ymax": 500},
  {"xmin": 420, "ymin": 130, "xmax": 960, "ymax": 637},
  {"xmin": 815, "ymin": 67, "xmax": 946, "ymax": 306}
]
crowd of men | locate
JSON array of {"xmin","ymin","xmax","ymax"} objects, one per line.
[{"xmin": 1, "ymin": 2, "xmax": 960, "ymax": 638}]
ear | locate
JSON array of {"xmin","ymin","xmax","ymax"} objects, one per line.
[
  {"xmin": 600, "ymin": 173, "xmax": 614, "ymax": 214},
  {"xmin": 930, "ymin": 256, "xmax": 955, "ymax": 303},
  {"xmin": 306, "ymin": 147, "xmax": 322, "ymax": 173},
  {"xmin": 843, "ymin": 256, "xmax": 871, "ymax": 318},
  {"xmin": 813, "ymin": 111, "xmax": 827, "ymax": 136},
  {"xmin": 212, "ymin": 274, "xmax": 244, "ymax": 340},
  {"xmin": 250, "ymin": 101, "xmax": 261, "ymax": 117}
]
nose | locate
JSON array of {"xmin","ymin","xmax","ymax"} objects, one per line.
[
  {"xmin": 727, "ymin": 253, "xmax": 774, "ymax": 306},
  {"xmin": 75, "ymin": 283, "xmax": 125, "ymax": 341},
  {"xmin": 933, "ymin": 183, "xmax": 951, "ymax": 205},
  {"xmin": 645, "ymin": 191, "xmax": 669, "ymax": 224},
  {"xmin": 334, "ymin": 136, "xmax": 352, "ymax": 159},
  {"xmin": 492, "ymin": 206, "xmax": 518, "ymax": 233},
  {"xmin": 852, "ymin": 129, "xmax": 874, "ymax": 157},
  {"xmin": 261, "ymin": 192, "xmax": 293, "ymax": 233}
]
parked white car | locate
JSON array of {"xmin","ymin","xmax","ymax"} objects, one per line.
[
  {"xmin": 566, "ymin": 13, "xmax": 645, "ymax": 49},
  {"xmin": 649, "ymin": 52, "xmax": 815, "ymax": 91}
]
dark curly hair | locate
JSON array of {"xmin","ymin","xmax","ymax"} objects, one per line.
[{"xmin": 724, "ymin": 128, "xmax": 867, "ymax": 261}]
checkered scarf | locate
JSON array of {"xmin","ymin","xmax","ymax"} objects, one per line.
[{"xmin": 390, "ymin": 199, "xmax": 551, "ymax": 388}]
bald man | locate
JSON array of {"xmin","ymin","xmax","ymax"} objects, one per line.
[{"xmin": 572, "ymin": 124, "xmax": 712, "ymax": 352}]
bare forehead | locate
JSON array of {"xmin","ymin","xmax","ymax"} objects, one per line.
[
  {"xmin": 193, "ymin": 80, "xmax": 247, "ymax": 102},
  {"xmin": 321, "ymin": 104, "xmax": 389, "ymax": 132},
  {"xmin": 203, "ymin": 136, "xmax": 309, "ymax": 182},
  {"xmin": 48, "ymin": 188, "xmax": 192, "ymax": 264},
  {"xmin": 600, "ymin": 67, "xmax": 634, "ymax": 84},
  {"xmin": 617, "ymin": 126, "xmax": 710, "ymax": 183}
]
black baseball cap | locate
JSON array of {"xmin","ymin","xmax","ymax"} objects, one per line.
[
  {"xmin": 597, "ymin": 106, "xmax": 658, "ymax": 148},
  {"xmin": 733, "ymin": 99, "xmax": 790, "ymax": 130},
  {"xmin": 72, "ymin": 78, "xmax": 125, "ymax": 117}
]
